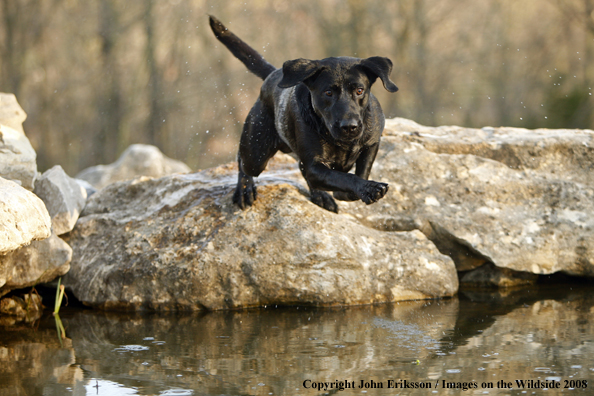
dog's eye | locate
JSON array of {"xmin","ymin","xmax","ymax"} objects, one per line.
[
  {"xmin": 356, "ymin": 88, "xmax": 364, "ymax": 96},
  {"xmin": 324, "ymin": 90, "xmax": 333, "ymax": 97}
]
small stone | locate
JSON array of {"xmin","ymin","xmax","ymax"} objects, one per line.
[
  {"xmin": 0, "ymin": 293, "xmax": 43, "ymax": 318},
  {"xmin": 76, "ymin": 144, "xmax": 191, "ymax": 189},
  {"xmin": 75, "ymin": 178, "xmax": 97, "ymax": 198},
  {"xmin": 34, "ymin": 165, "xmax": 87, "ymax": 236}
]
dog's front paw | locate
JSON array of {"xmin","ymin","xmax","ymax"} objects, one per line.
[
  {"xmin": 311, "ymin": 190, "xmax": 338, "ymax": 213},
  {"xmin": 357, "ymin": 181, "xmax": 389, "ymax": 205},
  {"xmin": 333, "ymin": 191, "xmax": 358, "ymax": 201},
  {"xmin": 233, "ymin": 180, "xmax": 257, "ymax": 209}
]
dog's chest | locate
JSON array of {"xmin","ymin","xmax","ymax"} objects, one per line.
[{"xmin": 320, "ymin": 141, "xmax": 362, "ymax": 171}]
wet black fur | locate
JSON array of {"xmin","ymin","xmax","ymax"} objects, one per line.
[{"xmin": 209, "ymin": 15, "xmax": 398, "ymax": 212}]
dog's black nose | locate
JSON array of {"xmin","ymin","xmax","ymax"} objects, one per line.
[{"xmin": 340, "ymin": 120, "xmax": 359, "ymax": 135}]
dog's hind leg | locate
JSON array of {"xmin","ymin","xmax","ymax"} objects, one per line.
[{"xmin": 233, "ymin": 99, "xmax": 279, "ymax": 209}]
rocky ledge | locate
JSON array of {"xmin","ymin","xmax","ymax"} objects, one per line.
[
  {"xmin": 2, "ymin": 89, "xmax": 593, "ymax": 313},
  {"xmin": 63, "ymin": 117, "xmax": 594, "ymax": 310}
]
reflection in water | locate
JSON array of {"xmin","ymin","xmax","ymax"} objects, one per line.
[{"xmin": 0, "ymin": 285, "xmax": 592, "ymax": 395}]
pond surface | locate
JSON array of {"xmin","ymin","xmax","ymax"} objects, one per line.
[{"xmin": 1, "ymin": 284, "xmax": 593, "ymax": 396}]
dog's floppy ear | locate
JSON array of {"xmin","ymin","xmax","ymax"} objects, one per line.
[
  {"xmin": 278, "ymin": 59, "xmax": 321, "ymax": 88},
  {"xmin": 360, "ymin": 57, "xmax": 399, "ymax": 93}
]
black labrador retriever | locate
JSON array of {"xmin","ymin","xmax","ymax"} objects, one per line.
[{"xmin": 209, "ymin": 16, "xmax": 398, "ymax": 213}]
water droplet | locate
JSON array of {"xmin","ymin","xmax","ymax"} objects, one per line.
[{"xmin": 113, "ymin": 344, "xmax": 150, "ymax": 352}]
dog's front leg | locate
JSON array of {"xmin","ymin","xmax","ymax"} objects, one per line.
[
  {"xmin": 302, "ymin": 160, "xmax": 388, "ymax": 207},
  {"xmin": 299, "ymin": 162, "xmax": 339, "ymax": 213},
  {"xmin": 334, "ymin": 143, "xmax": 380, "ymax": 202}
]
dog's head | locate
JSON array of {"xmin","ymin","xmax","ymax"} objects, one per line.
[{"xmin": 278, "ymin": 56, "xmax": 398, "ymax": 142}]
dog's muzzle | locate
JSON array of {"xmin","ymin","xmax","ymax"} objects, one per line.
[{"xmin": 332, "ymin": 119, "xmax": 363, "ymax": 141}]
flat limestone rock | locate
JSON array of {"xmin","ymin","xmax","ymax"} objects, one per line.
[
  {"xmin": 0, "ymin": 177, "xmax": 51, "ymax": 254},
  {"xmin": 0, "ymin": 233, "xmax": 72, "ymax": 297},
  {"xmin": 339, "ymin": 118, "xmax": 594, "ymax": 279},
  {"xmin": 383, "ymin": 118, "xmax": 594, "ymax": 185},
  {"xmin": 34, "ymin": 165, "xmax": 87, "ymax": 236},
  {"xmin": 63, "ymin": 169, "xmax": 458, "ymax": 311},
  {"xmin": 76, "ymin": 144, "xmax": 191, "ymax": 190}
]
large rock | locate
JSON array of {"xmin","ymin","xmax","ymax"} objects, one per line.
[
  {"xmin": 34, "ymin": 165, "xmax": 87, "ymax": 235},
  {"xmin": 76, "ymin": 144, "xmax": 191, "ymax": 189},
  {"xmin": 0, "ymin": 177, "xmax": 51, "ymax": 254},
  {"xmin": 0, "ymin": 93, "xmax": 27, "ymax": 134},
  {"xmin": 63, "ymin": 162, "xmax": 458, "ymax": 311},
  {"xmin": 0, "ymin": 124, "xmax": 38, "ymax": 190},
  {"xmin": 0, "ymin": 233, "xmax": 72, "ymax": 297},
  {"xmin": 338, "ymin": 118, "xmax": 594, "ymax": 282}
]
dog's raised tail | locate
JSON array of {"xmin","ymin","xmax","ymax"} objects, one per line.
[{"xmin": 209, "ymin": 15, "xmax": 276, "ymax": 80}]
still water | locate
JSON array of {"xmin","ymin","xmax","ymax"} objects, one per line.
[{"xmin": 1, "ymin": 284, "xmax": 593, "ymax": 396}]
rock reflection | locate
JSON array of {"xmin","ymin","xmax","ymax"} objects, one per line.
[
  {"xmin": 0, "ymin": 315, "xmax": 84, "ymax": 395},
  {"xmin": 63, "ymin": 301, "xmax": 458, "ymax": 395}
]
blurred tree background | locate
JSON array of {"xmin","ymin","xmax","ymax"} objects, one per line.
[{"xmin": 0, "ymin": 0, "xmax": 592, "ymax": 176}]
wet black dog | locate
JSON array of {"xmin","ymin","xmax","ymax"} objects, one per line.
[{"xmin": 209, "ymin": 16, "xmax": 398, "ymax": 212}]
